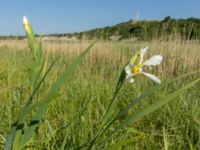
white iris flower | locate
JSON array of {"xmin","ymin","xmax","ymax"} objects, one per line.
[{"xmin": 125, "ymin": 47, "xmax": 163, "ymax": 84}]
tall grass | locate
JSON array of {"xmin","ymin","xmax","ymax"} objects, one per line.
[{"xmin": 0, "ymin": 18, "xmax": 200, "ymax": 149}]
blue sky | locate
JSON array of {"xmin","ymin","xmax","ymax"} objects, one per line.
[{"xmin": 0, "ymin": 0, "xmax": 200, "ymax": 35}]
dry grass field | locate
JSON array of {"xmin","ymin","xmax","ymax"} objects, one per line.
[{"xmin": 0, "ymin": 38, "xmax": 200, "ymax": 149}]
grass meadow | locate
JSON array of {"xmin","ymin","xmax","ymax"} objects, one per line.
[{"xmin": 0, "ymin": 38, "xmax": 200, "ymax": 149}]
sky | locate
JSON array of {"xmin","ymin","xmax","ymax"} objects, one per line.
[{"xmin": 0, "ymin": 0, "xmax": 200, "ymax": 35}]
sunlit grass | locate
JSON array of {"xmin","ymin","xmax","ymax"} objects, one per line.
[{"xmin": 0, "ymin": 18, "xmax": 200, "ymax": 149}]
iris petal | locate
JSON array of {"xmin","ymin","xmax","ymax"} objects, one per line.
[
  {"xmin": 125, "ymin": 64, "xmax": 132, "ymax": 75},
  {"xmin": 143, "ymin": 55, "xmax": 163, "ymax": 66},
  {"xmin": 140, "ymin": 47, "xmax": 148, "ymax": 63},
  {"xmin": 141, "ymin": 72, "xmax": 161, "ymax": 84},
  {"xmin": 126, "ymin": 76, "xmax": 135, "ymax": 83}
]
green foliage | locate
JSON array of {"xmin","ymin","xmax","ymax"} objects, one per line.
[
  {"xmin": 47, "ymin": 16, "xmax": 200, "ymax": 40},
  {"xmin": 1, "ymin": 17, "xmax": 200, "ymax": 150},
  {"xmin": 4, "ymin": 18, "xmax": 94, "ymax": 150},
  {"xmin": 88, "ymin": 71, "xmax": 200, "ymax": 149},
  {"xmin": 1, "ymin": 39, "xmax": 200, "ymax": 149}
]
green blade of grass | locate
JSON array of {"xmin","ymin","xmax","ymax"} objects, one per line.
[
  {"xmin": 103, "ymin": 65, "xmax": 126, "ymax": 123},
  {"xmin": 18, "ymin": 42, "xmax": 95, "ymax": 149},
  {"xmin": 30, "ymin": 42, "xmax": 44, "ymax": 92},
  {"xmin": 105, "ymin": 134, "xmax": 144, "ymax": 150},
  {"xmin": 29, "ymin": 42, "xmax": 95, "ymax": 113},
  {"xmin": 4, "ymin": 101, "xmax": 32, "ymax": 150},
  {"xmin": 31, "ymin": 58, "xmax": 58, "ymax": 97},
  {"xmin": 60, "ymin": 131, "xmax": 69, "ymax": 150},
  {"xmin": 102, "ymin": 78, "xmax": 200, "ymax": 146},
  {"xmin": 88, "ymin": 70, "xmax": 200, "ymax": 149},
  {"xmin": 4, "ymin": 59, "xmax": 57, "ymax": 150},
  {"xmin": 4, "ymin": 125, "xmax": 17, "ymax": 150},
  {"xmin": 108, "ymin": 70, "xmax": 200, "ymax": 125}
]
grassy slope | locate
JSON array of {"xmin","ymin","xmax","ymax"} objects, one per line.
[{"xmin": 0, "ymin": 39, "xmax": 200, "ymax": 149}]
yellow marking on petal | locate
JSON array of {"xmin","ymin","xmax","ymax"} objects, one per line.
[{"xmin": 131, "ymin": 65, "xmax": 140, "ymax": 75}]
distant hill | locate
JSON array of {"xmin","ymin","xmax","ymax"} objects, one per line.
[
  {"xmin": 47, "ymin": 16, "xmax": 200, "ymax": 41},
  {"xmin": 1, "ymin": 16, "xmax": 200, "ymax": 41}
]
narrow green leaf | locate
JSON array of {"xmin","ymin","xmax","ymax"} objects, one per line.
[
  {"xmin": 32, "ymin": 58, "xmax": 58, "ymax": 97},
  {"xmin": 105, "ymin": 135, "xmax": 144, "ymax": 150},
  {"xmin": 60, "ymin": 131, "xmax": 69, "ymax": 150},
  {"xmin": 88, "ymin": 70, "xmax": 200, "ymax": 149},
  {"xmin": 4, "ymin": 102, "xmax": 31, "ymax": 150},
  {"xmin": 4, "ymin": 59, "xmax": 57, "ymax": 150},
  {"xmin": 5, "ymin": 17, "xmax": 56, "ymax": 150},
  {"xmin": 4, "ymin": 125, "xmax": 17, "ymax": 150},
  {"xmin": 105, "ymin": 78, "xmax": 200, "ymax": 143},
  {"xmin": 103, "ymin": 65, "xmax": 126, "ymax": 123},
  {"xmin": 18, "ymin": 42, "xmax": 95, "ymax": 148},
  {"xmin": 30, "ymin": 42, "xmax": 95, "ymax": 111}
]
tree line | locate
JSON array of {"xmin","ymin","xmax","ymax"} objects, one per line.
[{"xmin": 1, "ymin": 16, "xmax": 200, "ymax": 40}]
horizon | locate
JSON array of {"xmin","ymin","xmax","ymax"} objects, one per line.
[{"xmin": 1, "ymin": 0, "xmax": 200, "ymax": 36}]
